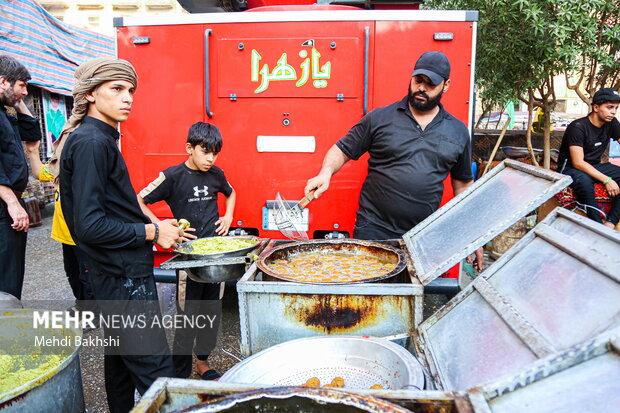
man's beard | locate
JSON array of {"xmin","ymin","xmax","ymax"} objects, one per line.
[
  {"xmin": 408, "ymin": 88, "xmax": 443, "ymax": 111},
  {"xmin": 0, "ymin": 86, "xmax": 20, "ymax": 107}
]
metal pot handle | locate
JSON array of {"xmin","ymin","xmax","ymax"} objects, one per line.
[
  {"xmin": 221, "ymin": 344, "xmax": 247, "ymax": 362},
  {"xmin": 380, "ymin": 333, "xmax": 411, "ymax": 342}
]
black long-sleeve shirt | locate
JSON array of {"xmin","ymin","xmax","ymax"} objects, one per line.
[
  {"xmin": 0, "ymin": 108, "xmax": 41, "ymax": 193},
  {"xmin": 60, "ymin": 116, "xmax": 153, "ymax": 278}
]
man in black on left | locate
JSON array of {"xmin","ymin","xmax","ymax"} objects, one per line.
[{"xmin": 0, "ymin": 55, "xmax": 42, "ymax": 300}]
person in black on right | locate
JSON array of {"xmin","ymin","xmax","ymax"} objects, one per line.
[{"xmin": 557, "ymin": 88, "xmax": 620, "ymax": 229}]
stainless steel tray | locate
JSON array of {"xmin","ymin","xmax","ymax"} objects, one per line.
[
  {"xmin": 219, "ymin": 336, "xmax": 425, "ymax": 391},
  {"xmin": 176, "ymin": 386, "xmax": 415, "ymax": 413}
]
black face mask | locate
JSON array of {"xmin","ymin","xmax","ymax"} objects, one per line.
[{"xmin": 408, "ymin": 88, "xmax": 443, "ymax": 112}]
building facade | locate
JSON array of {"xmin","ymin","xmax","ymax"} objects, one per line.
[{"xmin": 39, "ymin": 0, "xmax": 188, "ymax": 36}]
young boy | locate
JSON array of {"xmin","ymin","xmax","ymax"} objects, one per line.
[{"xmin": 138, "ymin": 122, "xmax": 236, "ymax": 380}]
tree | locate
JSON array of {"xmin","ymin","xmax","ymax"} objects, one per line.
[
  {"xmin": 424, "ymin": 0, "xmax": 620, "ymax": 169},
  {"xmin": 563, "ymin": 2, "xmax": 620, "ymax": 104}
]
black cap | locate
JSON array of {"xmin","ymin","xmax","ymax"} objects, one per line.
[
  {"xmin": 411, "ymin": 51, "xmax": 451, "ymax": 86},
  {"xmin": 592, "ymin": 88, "xmax": 620, "ymax": 105}
]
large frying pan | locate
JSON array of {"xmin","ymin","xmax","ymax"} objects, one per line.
[{"xmin": 257, "ymin": 239, "xmax": 407, "ymax": 284}]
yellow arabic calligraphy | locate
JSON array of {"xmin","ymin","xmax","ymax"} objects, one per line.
[
  {"xmin": 251, "ymin": 46, "xmax": 331, "ymax": 93},
  {"xmin": 311, "ymin": 48, "xmax": 330, "ymax": 88},
  {"xmin": 296, "ymin": 49, "xmax": 310, "ymax": 87}
]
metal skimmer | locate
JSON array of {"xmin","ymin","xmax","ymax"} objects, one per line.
[{"xmin": 274, "ymin": 190, "xmax": 315, "ymax": 240}]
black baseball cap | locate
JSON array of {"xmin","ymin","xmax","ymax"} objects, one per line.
[
  {"xmin": 411, "ymin": 51, "xmax": 451, "ymax": 86},
  {"xmin": 592, "ymin": 88, "xmax": 620, "ymax": 105}
]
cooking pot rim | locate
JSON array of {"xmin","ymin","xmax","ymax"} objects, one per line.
[
  {"xmin": 176, "ymin": 235, "xmax": 260, "ymax": 260},
  {"xmin": 257, "ymin": 239, "xmax": 407, "ymax": 284},
  {"xmin": 0, "ymin": 309, "xmax": 81, "ymax": 403},
  {"xmin": 188, "ymin": 385, "xmax": 414, "ymax": 413}
]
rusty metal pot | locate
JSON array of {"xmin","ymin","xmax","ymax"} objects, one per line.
[
  {"xmin": 257, "ymin": 239, "xmax": 407, "ymax": 284},
  {"xmin": 173, "ymin": 386, "xmax": 413, "ymax": 413}
]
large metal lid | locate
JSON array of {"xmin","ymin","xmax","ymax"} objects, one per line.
[
  {"xmin": 414, "ymin": 208, "xmax": 620, "ymax": 391},
  {"xmin": 467, "ymin": 327, "xmax": 620, "ymax": 412},
  {"xmin": 403, "ymin": 159, "xmax": 572, "ymax": 286}
]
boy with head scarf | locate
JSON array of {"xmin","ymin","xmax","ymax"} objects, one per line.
[{"xmin": 59, "ymin": 58, "xmax": 185, "ymax": 413}]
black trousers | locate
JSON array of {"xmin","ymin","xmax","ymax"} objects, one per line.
[
  {"xmin": 89, "ymin": 273, "xmax": 174, "ymax": 413},
  {"xmin": 0, "ymin": 199, "xmax": 27, "ymax": 300},
  {"xmin": 62, "ymin": 243, "xmax": 96, "ymax": 310},
  {"xmin": 172, "ymin": 270, "xmax": 221, "ymax": 378},
  {"xmin": 103, "ymin": 353, "xmax": 173, "ymax": 413},
  {"xmin": 562, "ymin": 163, "xmax": 620, "ymax": 225}
]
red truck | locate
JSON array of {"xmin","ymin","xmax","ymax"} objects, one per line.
[{"xmin": 114, "ymin": 2, "xmax": 477, "ymax": 281}]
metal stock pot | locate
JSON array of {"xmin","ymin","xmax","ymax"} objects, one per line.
[{"xmin": 0, "ymin": 309, "xmax": 84, "ymax": 412}]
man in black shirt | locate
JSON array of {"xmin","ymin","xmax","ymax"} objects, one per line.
[
  {"xmin": 59, "ymin": 58, "xmax": 182, "ymax": 413},
  {"xmin": 305, "ymin": 51, "xmax": 481, "ymax": 267},
  {"xmin": 0, "ymin": 55, "xmax": 41, "ymax": 299},
  {"xmin": 557, "ymin": 88, "xmax": 620, "ymax": 229}
]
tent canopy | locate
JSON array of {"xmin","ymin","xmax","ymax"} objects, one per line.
[{"xmin": 0, "ymin": 0, "xmax": 115, "ymax": 95}]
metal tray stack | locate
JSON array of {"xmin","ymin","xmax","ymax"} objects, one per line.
[
  {"xmin": 467, "ymin": 327, "xmax": 620, "ymax": 412},
  {"xmin": 414, "ymin": 207, "xmax": 620, "ymax": 391}
]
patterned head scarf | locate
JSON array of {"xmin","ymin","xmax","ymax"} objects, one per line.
[{"xmin": 47, "ymin": 57, "xmax": 138, "ymax": 176}]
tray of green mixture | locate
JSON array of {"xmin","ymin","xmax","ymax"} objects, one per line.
[{"xmin": 175, "ymin": 236, "xmax": 260, "ymax": 260}]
